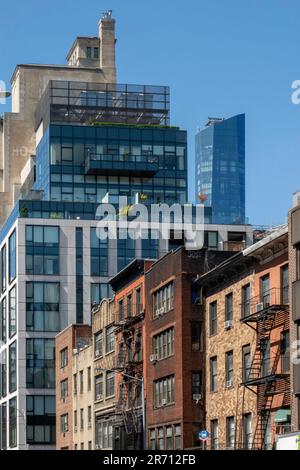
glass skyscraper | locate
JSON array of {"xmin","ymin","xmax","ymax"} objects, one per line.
[{"xmin": 195, "ymin": 114, "xmax": 246, "ymax": 225}]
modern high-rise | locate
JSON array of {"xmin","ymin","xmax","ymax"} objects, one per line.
[
  {"xmin": 195, "ymin": 114, "xmax": 246, "ymax": 225},
  {"xmin": 0, "ymin": 13, "xmax": 252, "ymax": 450}
]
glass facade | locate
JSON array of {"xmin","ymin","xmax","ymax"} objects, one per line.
[
  {"xmin": 26, "ymin": 226, "xmax": 59, "ymax": 275},
  {"xmin": 26, "ymin": 339, "xmax": 55, "ymax": 388},
  {"xmin": 26, "ymin": 282, "xmax": 60, "ymax": 332},
  {"xmin": 26, "ymin": 396, "xmax": 56, "ymax": 445},
  {"xmin": 195, "ymin": 114, "xmax": 245, "ymax": 224}
]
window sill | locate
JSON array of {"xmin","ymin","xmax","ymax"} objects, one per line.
[{"xmin": 154, "ymin": 402, "xmax": 175, "ymax": 410}]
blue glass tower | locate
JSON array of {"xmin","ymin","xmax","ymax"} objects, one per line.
[{"xmin": 195, "ymin": 114, "xmax": 245, "ymax": 225}]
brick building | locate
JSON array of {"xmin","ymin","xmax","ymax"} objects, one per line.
[
  {"xmin": 243, "ymin": 225, "xmax": 290, "ymax": 449},
  {"xmin": 144, "ymin": 248, "xmax": 233, "ymax": 450},
  {"xmin": 55, "ymin": 324, "xmax": 92, "ymax": 450},
  {"xmin": 92, "ymin": 298, "xmax": 116, "ymax": 450},
  {"xmin": 199, "ymin": 252, "xmax": 257, "ymax": 450},
  {"xmin": 110, "ymin": 259, "xmax": 154, "ymax": 450},
  {"xmin": 289, "ymin": 204, "xmax": 300, "ymax": 433}
]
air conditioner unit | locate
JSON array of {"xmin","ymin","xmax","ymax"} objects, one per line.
[
  {"xmin": 73, "ymin": 348, "xmax": 78, "ymax": 355},
  {"xmin": 256, "ymin": 302, "xmax": 263, "ymax": 312},
  {"xmin": 226, "ymin": 379, "xmax": 233, "ymax": 388},
  {"xmin": 150, "ymin": 354, "xmax": 158, "ymax": 364},
  {"xmin": 224, "ymin": 320, "xmax": 233, "ymax": 330},
  {"xmin": 155, "ymin": 309, "xmax": 160, "ymax": 317},
  {"xmin": 161, "ymin": 398, "xmax": 167, "ymax": 406},
  {"xmin": 159, "ymin": 307, "xmax": 165, "ymax": 315},
  {"xmin": 95, "ymin": 444, "xmax": 101, "ymax": 450},
  {"xmin": 96, "ymin": 394, "xmax": 103, "ymax": 401},
  {"xmin": 193, "ymin": 393, "xmax": 202, "ymax": 403}
]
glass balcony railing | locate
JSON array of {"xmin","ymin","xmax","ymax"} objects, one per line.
[{"xmin": 85, "ymin": 153, "xmax": 159, "ymax": 176}]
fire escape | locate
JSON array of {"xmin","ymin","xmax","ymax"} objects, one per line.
[
  {"xmin": 112, "ymin": 302, "xmax": 144, "ymax": 447},
  {"xmin": 240, "ymin": 288, "xmax": 290, "ymax": 450}
]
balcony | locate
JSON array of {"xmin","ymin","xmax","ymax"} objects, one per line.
[
  {"xmin": 85, "ymin": 152, "xmax": 159, "ymax": 176},
  {"xmin": 240, "ymin": 288, "xmax": 289, "ymax": 323},
  {"xmin": 35, "ymin": 81, "xmax": 170, "ymax": 129}
]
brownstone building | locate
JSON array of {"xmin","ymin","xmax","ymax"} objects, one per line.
[
  {"xmin": 110, "ymin": 259, "xmax": 154, "ymax": 450},
  {"xmin": 55, "ymin": 324, "xmax": 92, "ymax": 450},
  {"xmin": 243, "ymin": 225, "xmax": 290, "ymax": 449},
  {"xmin": 144, "ymin": 248, "xmax": 233, "ymax": 450},
  {"xmin": 199, "ymin": 252, "xmax": 257, "ymax": 450}
]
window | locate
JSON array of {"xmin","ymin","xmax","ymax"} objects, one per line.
[
  {"xmin": 154, "ymin": 375, "xmax": 175, "ymax": 407},
  {"xmin": 136, "ymin": 287, "xmax": 142, "ymax": 313},
  {"xmin": 26, "ymin": 282, "xmax": 60, "ymax": 332},
  {"xmin": 106, "ymin": 325, "xmax": 115, "ymax": 353},
  {"xmin": 242, "ymin": 344, "xmax": 251, "ymax": 382},
  {"xmin": 95, "ymin": 331, "xmax": 103, "ymax": 358},
  {"xmin": 1, "ymin": 403, "xmax": 7, "ymax": 449},
  {"xmin": 226, "ymin": 416, "xmax": 235, "ymax": 449},
  {"xmin": 241, "ymin": 284, "xmax": 250, "ymax": 318},
  {"xmin": 261, "ymin": 338, "xmax": 270, "ymax": 376},
  {"xmin": 204, "ymin": 231, "xmax": 218, "ymax": 249},
  {"xmin": 191, "ymin": 322, "xmax": 202, "ymax": 351},
  {"xmin": 91, "ymin": 283, "xmax": 112, "ymax": 306},
  {"xmin": 60, "ymin": 379, "xmax": 68, "ymax": 399},
  {"xmin": 74, "ymin": 410, "xmax": 77, "ymax": 431},
  {"xmin": 153, "ymin": 328, "xmax": 174, "ymax": 360},
  {"xmin": 26, "ymin": 226, "xmax": 59, "ymax": 275},
  {"xmin": 9, "ymin": 398, "xmax": 17, "ymax": 448},
  {"xmin": 88, "ymin": 406, "xmax": 92, "ymax": 429},
  {"xmin": 60, "ymin": 348, "xmax": 68, "ymax": 368},
  {"xmin": 174, "ymin": 424, "xmax": 181, "ymax": 449},
  {"xmin": 96, "ymin": 419, "xmax": 113, "ymax": 449},
  {"xmin": 225, "ymin": 293, "xmax": 233, "ymax": 322},
  {"xmin": 80, "ymin": 409, "xmax": 84, "ymax": 430},
  {"xmin": 136, "ymin": 331, "xmax": 142, "ymax": 362},
  {"xmin": 90, "ymin": 228, "xmax": 108, "ymax": 276},
  {"xmin": 73, "ymin": 374, "xmax": 77, "ymax": 396},
  {"xmin": 61, "ymin": 414, "xmax": 68, "ymax": 433},
  {"xmin": 80, "ymin": 370, "xmax": 84, "ymax": 394},
  {"xmin": 1, "ymin": 298, "xmax": 6, "ymax": 344},
  {"xmin": 210, "ymin": 357, "xmax": 217, "ymax": 392},
  {"xmin": 87, "ymin": 47, "xmax": 92, "ymax": 58},
  {"xmin": 211, "ymin": 419, "xmax": 218, "ymax": 450},
  {"xmin": 26, "ymin": 396, "xmax": 55, "ymax": 445},
  {"xmin": 192, "ymin": 371, "xmax": 203, "ymax": 397},
  {"xmin": 0, "ymin": 350, "xmax": 7, "ymax": 398},
  {"xmin": 127, "ymin": 294, "xmax": 132, "ymax": 318},
  {"xmin": 94, "ymin": 47, "xmax": 99, "ymax": 59},
  {"xmin": 281, "ymin": 331, "xmax": 290, "ymax": 373},
  {"xmin": 8, "ymin": 286, "xmax": 16, "ymax": 338},
  {"xmin": 117, "ymin": 233, "xmax": 135, "ymax": 272},
  {"xmin": 243, "ymin": 413, "xmax": 252, "ymax": 449},
  {"xmin": 158, "ymin": 427, "xmax": 164, "ymax": 450},
  {"xmin": 260, "ymin": 275, "xmax": 270, "ymax": 306},
  {"xmin": 9, "ymin": 342, "xmax": 17, "ymax": 393},
  {"xmin": 9, "ymin": 230, "xmax": 16, "ymax": 282},
  {"xmin": 153, "ymin": 282, "xmax": 174, "ymax": 318},
  {"xmin": 149, "ymin": 429, "xmax": 156, "ymax": 450},
  {"xmin": 209, "ymin": 301, "xmax": 217, "ymax": 335},
  {"xmin": 1, "ymin": 245, "xmax": 6, "ymax": 292},
  {"xmin": 26, "ymin": 339, "xmax": 55, "ymax": 389},
  {"xmin": 87, "ymin": 367, "xmax": 92, "ymax": 391},
  {"xmin": 281, "ymin": 265, "xmax": 289, "ymax": 304},
  {"xmin": 95, "ymin": 374, "xmax": 103, "ymax": 401},
  {"xmin": 225, "ymin": 351, "xmax": 234, "ymax": 386},
  {"xmin": 106, "ymin": 371, "xmax": 115, "ymax": 397}
]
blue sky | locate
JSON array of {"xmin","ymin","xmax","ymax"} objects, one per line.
[{"xmin": 1, "ymin": 0, "xmax": 300, "ymax": 225}]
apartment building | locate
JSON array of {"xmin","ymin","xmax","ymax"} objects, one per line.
[
  {"xmin": 72, "ymin": 344, "xmax": 94, "ymax": 450},
  {"xmin": 55, "ymin": 324, "xmax": 92, "ymax": 450},
  {"xmin": 109, "ymin": 258, "xmax": 154, "ymax": 450},
  {"xmin": 243, "ymin": 226, "xmax": 290, "ymax": 449},
  {"xmin": 199, "ymin": 252, "xmax": 257, "ymax": 450},
  {"xmin": 92, "ymin": 298, "xmax": 116, "ymax": 450},
  {"xmin": 289, "ymin": 200, "xmax": 300, "ymax": 433},
  {"xmin": 144, "ymin": 247, "xmax": 234, "ymax": 450}
]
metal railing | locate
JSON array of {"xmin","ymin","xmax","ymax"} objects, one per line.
[{"xmin": 240, "ymin": 288, "xmax": 289, "ymax": 319}]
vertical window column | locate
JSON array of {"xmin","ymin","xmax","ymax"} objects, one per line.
[{"xmin": 76, "ymin": 228, "xmax": 83, "ymax": 324}]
